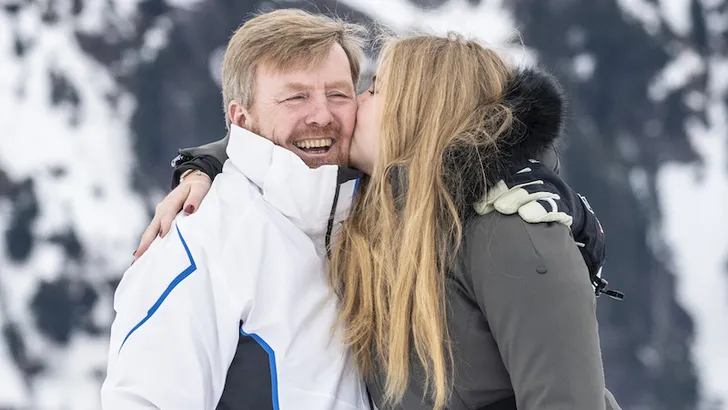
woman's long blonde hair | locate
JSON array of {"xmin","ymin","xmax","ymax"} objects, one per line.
[{"xmin": 329, "ymin": 33, "xmax": 514, "ymax": 409}]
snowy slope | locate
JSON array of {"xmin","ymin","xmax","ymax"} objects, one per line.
[
  {"xmin": 617, "ymin": 0, "xmax": 728, "ymax": 407},
  {"xmin": 654, "ymin": 11, "xmax": 728, "ymax": 410},
  {"xmin": 340, "ymin": 0, "xmax": 535, "ymax": 66},
  {"xmin": 0, "ymin": 1, "xmax": 162, "ymax": 408},
  {"xmin": 0, "ymin": 0, "xmax": 726, "ymax": 409}
]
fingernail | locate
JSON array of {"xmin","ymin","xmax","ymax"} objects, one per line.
[
  {"xmin": 133, "ymin": 249, "xmax": 138, "ymax": 257},
  {"xmin": 184, "ymin": 205, "xmax": 195, "ymax": 215}
]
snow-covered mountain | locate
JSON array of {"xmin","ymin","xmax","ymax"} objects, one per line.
[{"xmin": 0, "ymin": 0, "xmax": 725, "ymax": 409}]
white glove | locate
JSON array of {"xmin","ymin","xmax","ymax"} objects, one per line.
[{"xmin": 474, "ymin": 160, "xmax": 573, "ymax": 227}]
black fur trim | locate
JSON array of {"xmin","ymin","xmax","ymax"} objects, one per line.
[
  {"xmin": 483, "ymin": 67, "xmax": 567, "ymax": 185},
  {"xmin": 442, "ymin": 67, "xmax": 567, "ymax": 219},
  {"xmin": 502, "ymin": 67, "xmax": 566, "ymax": 160}
]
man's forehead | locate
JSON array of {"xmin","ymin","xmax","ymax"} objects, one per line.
[
  {"xmin": 257, "ymin": 67, "xmax": 355, "ymax": 90},
  {"xmin": 256, "ymin": 45, "xmax": 356, "ymax": 91}
]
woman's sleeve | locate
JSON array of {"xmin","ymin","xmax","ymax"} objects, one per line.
[
  {"xmin": 170, "ymin": 135, "xmax": 230, "ymax": 189},
  {"xmin": 464, "ymin": 214, "xmax": 609, "ymax": 410}
]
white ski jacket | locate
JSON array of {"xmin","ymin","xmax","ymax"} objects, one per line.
[{"xmin": 101, "ymin": 125, "xmax": 368, "ymax": 410}]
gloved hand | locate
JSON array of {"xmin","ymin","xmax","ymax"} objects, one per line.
[
  {"xmin": 474, "ymin": 159, "xmax": 574, "ymax": 227},
  {"xmin": 474, "ymin": 159, "xmax": 622, "ymax": 299}
]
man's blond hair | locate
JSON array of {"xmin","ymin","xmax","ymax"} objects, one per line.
[{"xmin": 221, "ymin": 9, "xmax": 368, "ymax": 129}]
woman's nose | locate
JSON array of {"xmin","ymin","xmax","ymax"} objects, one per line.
[{"xmin": 356, "ymin": 91, "xmax": 368, "ymax": 104}]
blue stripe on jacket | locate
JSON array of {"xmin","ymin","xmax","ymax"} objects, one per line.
[
  {"xmin": 119, "ymin": 223, "xmax": 197, "ymax": 352},
  {"xmin": 240, "ymin": 327, "xmax": 280, "ymax": 410}
]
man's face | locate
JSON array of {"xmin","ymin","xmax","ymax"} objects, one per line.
[{"xmin": 230, "ymin": 44, "xmax": 357, "ymax": 168}]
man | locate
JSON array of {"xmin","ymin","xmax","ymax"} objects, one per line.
[{"xmin": 101, "ymin": 9, "xmax": 371, "ymax": 409}]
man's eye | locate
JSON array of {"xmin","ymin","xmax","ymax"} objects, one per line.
[
  {"xmin": 286, "ymin": 95, "xmax": 306, "ymax": 101},
  {"xmin": 329, "ymin": 93, "xmax": 349, "ymax": 98}
]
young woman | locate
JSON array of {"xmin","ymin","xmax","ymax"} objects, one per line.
[{"xmin": 136, "ymin": 33, "xmax": 620, "ymax": 410}]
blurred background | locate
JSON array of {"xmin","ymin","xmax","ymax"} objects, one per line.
[{"xmin": 0, "ymin": 0, "xmax": 726, "ymax": 409}]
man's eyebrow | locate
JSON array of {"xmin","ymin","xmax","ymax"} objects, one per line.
[
  {"xmin": 282, "ymin": 82, "xmax": 311, "ymax": 93},
  {"xmin": 326, "ymin": 81, "xmax": 354, "ymax": 92},
  {"xmin": 281, "ymin": 81, "xmax": 354, "ymax": 93}
]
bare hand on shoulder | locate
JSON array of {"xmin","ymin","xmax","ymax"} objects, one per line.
[{"xmin": 133, "ymin": 172, "xmax": 212, "ymax": 260}]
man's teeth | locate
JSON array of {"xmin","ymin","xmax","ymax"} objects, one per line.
[{"xmin": 293, "ymin": 139, "xmax": 333, "ymax": 149}]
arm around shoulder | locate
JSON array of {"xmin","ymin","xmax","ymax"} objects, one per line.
[
  {"xmin": 171, "ymin": 135, "xmax": 230, "ymax": 188},
  {"xmin": 463, "ymin": 213, "xmax": 614, "ymax": 410}
]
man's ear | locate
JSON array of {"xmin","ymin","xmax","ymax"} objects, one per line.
[{"xmin": 228, "ymin": 101, "xmax": 253, "ymax": 129}]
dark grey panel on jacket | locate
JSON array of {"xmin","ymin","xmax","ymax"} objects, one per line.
[
  {"xmin": 216, "ymin": 329, "xmax": 274, "ymax": 410},
  {"xmin": 367, "ymin": 213, "xmax": 621, "ymax": 410}
]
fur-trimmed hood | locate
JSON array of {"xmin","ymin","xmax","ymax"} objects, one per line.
[
  {"xmin": 499, "ymin": 67, "xmax": 566, "ymax": 167},
  {"xmin": 442, "ymin": 67, "xmax": 567, "ymax": 218}
]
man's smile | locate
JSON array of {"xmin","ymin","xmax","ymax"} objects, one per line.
[{"xmin": 292, "ymin": 138, "xmax": 335, "ymax": 155}]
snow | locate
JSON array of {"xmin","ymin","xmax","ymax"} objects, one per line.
[
  {"xmin": 705, "ymin": 8, "xmax": 728, "ymax": 35},
  {"xmin": 208, "ymin": 46, "xmax": 226, "ymax": 87},
  {"xmin": 648, "ymin": 48, "xmax": 705, "ymax": 102},
  {"xmin": 74, "ymin": 0, "xmax": 147, "ymax": 37},
  {"xmin": 573, "ymin": 52, "xmax": 596, "ymax": 80},
  {"xmin": 0, "ymin": 264, "xmax": 29, "ymax": 407},
  {"xmin": 0, "ymin": 0, "xmax": 151, "ymax": 407},
  {"xmin": 0, "ymin": 0, "xmax": 726, "ymax": 408},
  {"xmin": 658, "ymin": 0, "xmax": 693, "ymax": 36},
  {"xmin": 651, "ymin": 0, "xmax": 728, "ymax": 406},
  {"xmin": 165, "ymin": 0, "xmax": 204, "ymax": 10},
  {"xmin": 339, "ymin": 0, "xmax": 535, "ymax": 67},
  {"xmin": 139, "ymin": 16, "xmax": 174, "ymax": 65},
  {"xmin": 33, "ymin": 333, "xmax": 110, "ymax": 410},
  {"xmin": 629, "ymin": 167, "xmax": 651, "ymax": 204},
  {"xmin": 684, "ymin": 91, "xmax": 707, "ymax": 111},
  {"xmin": 657, "ymin": 106, "xmax": 728, "ymax": 410},
  {"xmin": 655, "ymin": 39, "xmax": 728, "ymax": 410},
  {"xmin": 614, "ymin": 0, "xmax": 662, "ymax": 34}
]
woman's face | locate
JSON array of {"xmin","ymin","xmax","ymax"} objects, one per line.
[{"xmin": 349, "ymin": 76, "xmax": 383, "ymax": 175}]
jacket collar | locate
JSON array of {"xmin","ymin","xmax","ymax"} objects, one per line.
[{"xmin": 225, "ymin": 125, "xmax": 361, "ymax": 249}]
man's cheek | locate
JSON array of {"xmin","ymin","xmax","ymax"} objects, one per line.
[{"xmin": 337, "ymin": 104, "xmax": 357, "ymax": 126}]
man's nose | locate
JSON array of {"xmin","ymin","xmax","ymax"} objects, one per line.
[{"xmin": 305, "ymin": 99, "xmax": 334, "ymax": 126}]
